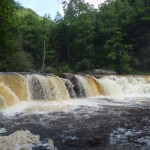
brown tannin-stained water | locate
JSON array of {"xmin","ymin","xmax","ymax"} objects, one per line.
[{"xmin": 0, "ymin": 73, "xmax": 150, "ymax": 150}]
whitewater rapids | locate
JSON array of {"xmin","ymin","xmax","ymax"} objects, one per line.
[{"xmin": 0, "ymin": 73, "xmax": 150, "ymax": 149}]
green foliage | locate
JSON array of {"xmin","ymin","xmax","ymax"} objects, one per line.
[
  {"xmin": 43, "ymin": 63, "xmax": 73, "ymax": 73},
  {"xmin": 43, "ymin": 67, "xmax": 58, "ymax": 73},
  {"xmin": 9, "ymin": 51, "xmax": 33, "ymax": 72},
  {"xmin": 0, "ymin": 0, "xmax": 149, "ymax": 74},
  {"xmin": 75, "ymin": 59, "xmax": 93, "ymax": 72},
  {"xmin": 0, "ymin": 0, "xmax": 16, "ymax": 71},
  {"xmin": 103, "ymin": 28, "xmax": 133, "ymax": 73},
  {"xmin": 58, "ymin": 63, "xmax": 74, "ymax": 73},
  {"xmin": 15, "ymin": 8, "xmax": 55, "ymax": 70}
]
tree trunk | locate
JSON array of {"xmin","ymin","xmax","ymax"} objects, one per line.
[
  {"xmin": 41, "ymin": 35, "xmax": 46, "ymax": 72},
  {"xmin": 67, "ymin": 31, "xmax": 70, "ymax": 63}
]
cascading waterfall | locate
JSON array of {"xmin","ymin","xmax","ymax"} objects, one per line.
[
  {"xmin": 62, "ymin": 78, "xmax": 76, "ymax": 98},
  {"xmin": 75, "ymin": 75, "xmax": 104, "ymax": 97},
  {"xmin": 74, "ymin": 75, "xmax": 86, "ymax": 97},
  {"xmin": 0, "ymin": 73, "xmax": 150, "ymax": 109},
  {"xmin": 85, "ymin": 76, "xmax": 105, "ymax": 96},
  {"xmin": 0, "ymin": 73, "xmax": 71, "ymax": 108},
  {"xmin": 144, "ymin": 76, "xmax": 150, "ymax": 83},
  {"xmin": 98, "ymin": 77, "xmax": 123, "ymax": 95},
  {"xmin": 0, "ymin": 83, "xmax": 19, "ymax": 108},
  {"xmin": 0, "ymin": 73, "xmax": 28, "ymax": 101},
  {"xmin": 47, "ymin": 75, "xmax": 70, "ymax": 100},
  {"xmin": 28, "ymin": 74, "xmax": 70, "ymax": 101},
  {"xmin": 98, "ymin": 76, "xmax": 150, "ymax": 95},
  {"xmin": 28, "ymin": 74, "xmax": 50, "ymax": 100}
]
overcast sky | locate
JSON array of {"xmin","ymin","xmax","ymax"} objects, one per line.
[{"xmin": 15, "ymin": 0, "xmax": 105, "ymax": 19}]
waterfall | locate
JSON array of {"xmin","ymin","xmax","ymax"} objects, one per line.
[
  {"xmin": 27, "ymin": 74, "xmax": 49, "ymax": 100},
  {"xmin": 75, "ymin": 75, "xmax": 104, "ymax": 97},
  {"xmin": 74, "ymin": 75, "xmax": 86, "ymax": 97},
  {"xmin": 0, "ymin": 73, "xmax": 150, "ymax": 109},
  {"xmin": 28, "ymin": 74, "xmax": 70, "ymax": 101},
  {"xmin": 47, "ymin": 75, "xmax": 70, "ymax": 100},
  {"xmin": 62, "ymin": 78, "xmax": 76, "ymax": 98},
  {"xmin": 98, "ymin": 76, "xmax": 150, "ymax": 95},
  {"xmin": 144, "ymin": 76, "xmax": 150, "ymax": 83},
  {"xmin": 85, "ymin": 76, "xmax": 105, "ymax": 96},
  {"xmin": 0, "ymin": 73, "xmax": 28, "ymax": 101},
  {"xmin": 0, "ymin": 83, "xmax": 19, "ymax": 108}
]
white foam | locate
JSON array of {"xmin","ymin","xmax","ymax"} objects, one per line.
[
  {"xmin": 0, "ymin": 128, "xmax": 7, "ymax": 134},
  {"xmin": 98, "ymin": 76, "xmax": 150, "ymax": 95},
  {"xmin": 1, "ymin": 95, "xmax": 150, "ymax": 118}
]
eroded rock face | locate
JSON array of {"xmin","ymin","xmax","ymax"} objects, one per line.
[{"xmin": 0, "ymin": 130, "xmax": 56, "ymax": 150}]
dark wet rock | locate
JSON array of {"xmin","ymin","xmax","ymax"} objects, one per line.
[
  {"xmin": 0, "ymin": 123, "xmax": 4, "ymax": 128},
  {"xmin": 56, "ymin": 73, "xmax": 86, "ymax": 97}
]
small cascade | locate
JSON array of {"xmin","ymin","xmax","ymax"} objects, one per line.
[
  {"xmin": 144, "ymin": 76, "xmax": 150, "ymax": 83},
  {"xmin": 74, "ymin": 75, "xmax": 86, "ymax": 97},
  {"xmin": 127, "ymin": 76, "xmax": 142, "ymax": 84},
  {"xmin": 28, "ymin": 74, "xmax": 70, "ymax": 101},
  {"xmin": 0, "ymin": 83, "xmax": 19, "ymax": 108},
  {"xmin": 28, "ymin": 74, "xmax": 48, "ymax": 100},
  {"xmin": 98, "ymin": 77, "xmax": 124, "ymax": 95},
  {"xmin": 0, "ymin": 73, "xmax": 28, "ymax": 101},
  {"xmin": 62, "ymin": 78, "xmax": 76, "ymax": 98},
  {"xmin": 98, "ymin": 76, "xmax": 150, "ymax": 95},
  {"xmin": 85, "ymin": 76, "xmax": 105, "ymax": 96},
  {"xmin": 75, "ymin": 75, "xmax": 104, "ymax": 97},
  {"xmin": 47, "ymin": 75, "xmax": 70, "ymax": 100},
  {"xmin": 126, "ymin": 76, "xmax": 150, "ymax": 94}
]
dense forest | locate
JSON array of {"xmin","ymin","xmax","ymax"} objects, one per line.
[{"xmin": 0, "ymin": 0, "xmax": 150, "ymax": 74}]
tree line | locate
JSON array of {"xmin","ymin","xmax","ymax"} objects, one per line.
[{"xmin": 0, "ymin": 0, "xmax": 149, "ymax": 74}]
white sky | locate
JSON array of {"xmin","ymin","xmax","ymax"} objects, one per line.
[{"xmin": 15, "ymin": 0, "xmax": 105, "ymax": 19}]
